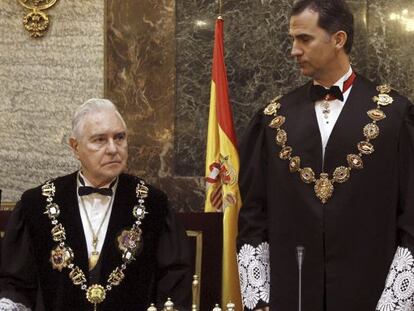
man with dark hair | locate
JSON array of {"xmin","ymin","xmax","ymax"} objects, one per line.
[
  {"xmin": 237, "ymin": 1, "xmax": 414, "ymax": 311},
  {"xmin": 0, "ymin": 99, "xmax": 192, "ymax": 311}
]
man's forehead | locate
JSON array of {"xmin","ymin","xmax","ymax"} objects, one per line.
[
  {"xmin": 289, "ymin": 8, "xmax": 320, "ymax": 34},
  {"xmin": 81, "ymin": 110, "xmax": 126, "ymax": 135}
]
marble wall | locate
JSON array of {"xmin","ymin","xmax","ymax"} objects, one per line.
[
  {"xmin": 106, "ymin": 0, "xmax": 205, "ymax": 212},
  {"xmin": 174, "ymin": 0, "xmax": 414, "ymax": 208},
  {"xmin": 106, "ymin": 0, "xmax": 413, "ymax": 211},
  {"xmin": 175, "ymin": 0, "xmax": 414, "ymax": 178},
  {"xmin": 0, "ymin": 1, "xmax": 105, "ymax": 201},
  {"xmin": 2, "ymin": 0, "xmax": 413, "ymax": 211}
]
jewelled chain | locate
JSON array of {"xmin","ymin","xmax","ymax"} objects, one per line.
[
  {"xmin": 41, "ymin": 178, "xmax": 149, "ymax": 310},
  {"xmin": 264, "ymin": 84, "xmax": 394, "ymax": 204}
]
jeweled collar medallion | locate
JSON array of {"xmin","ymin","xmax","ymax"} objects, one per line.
[
  {"xmin": 42, "ymin": 176, "xmax": 149, "ymax": 310},
  {"xmin": 264, "ymin": 84, "xmax": 393, "ymax": 204}
]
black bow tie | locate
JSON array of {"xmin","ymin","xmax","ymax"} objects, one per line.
[
  {"xmin": 310, "ymin": 84, "xmax": 344, "ymax": 102},
  {"xmin": 78, "ymin": 186, "xmax": 113, "ymax": 197},
  {"xmin": 78, "ymin": 175, "xmax": 116, "ymax": 197}
]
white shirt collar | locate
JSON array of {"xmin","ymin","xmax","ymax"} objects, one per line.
[
  {"xmin": 78, "ymin": 171, "xmax": 116, "ymax": 189},
  {"xmin": 314, "ymin": 66, "xmax": 353, "ymax": 92}
]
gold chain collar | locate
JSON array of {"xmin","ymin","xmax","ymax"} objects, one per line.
[
  {"xmin": 264, "ymin": 84, "xmax": 394, "ymax": 204},
  {"xmin": 41, "ymin": 177, "xmax": 149, "ymax": 310}
]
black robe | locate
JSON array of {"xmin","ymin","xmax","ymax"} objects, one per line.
[
  {"xmin": 0, "ymin": 172, "xmax": 192, "ymax": 311},
  {"xmin": 237, "ymin": 75, "xmax": 414, "ymax": 311}
]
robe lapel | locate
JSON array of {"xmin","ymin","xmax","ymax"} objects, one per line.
[
  {"xmin": 57, "ymin": 172, "xmax": 90, "ymax": 275},
  {"xmin": 287, "ymin": 82, "xmax": 324, "ymax": 175},
  {"xmin": 98, "ymin": 174, "xmax": 136, "ymax": 282},
  {"xmin": 323, "ymin": 75, "xmax": 375, "ymax": 173}
]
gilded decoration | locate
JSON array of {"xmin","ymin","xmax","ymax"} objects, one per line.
[
  {"xmin": 347, "ymin": 154, "xmax": 364, "ymax": 169},
  {"xmin": 276, "ymin": 129, "xmax": 287, "ymax": 146},
  {"xmin": 264, "ymin": 84, "xmax": 393, "ymax": 204},
  {"xmin": 18, "ymin": 0, "xmax": 59, "ymax": 38},
  {"xmin": 367, "ymin": 109, "xmax": 386, "ymax": 121},
  {"xmin": 86, "ymin": 284, "xmax": 106, "ymax": 305},
  {"xmin": 363, "ymin": 123, "xmax": 380, "ymax": 140},
  {"xmin": 41, "ymin": 179, "xmax": 149, "ymax": 310}
]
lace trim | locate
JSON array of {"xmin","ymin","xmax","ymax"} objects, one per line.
[
  {"xmin": 0, "ymin": 298, "xmax": 31, "ymax": 311},
  {"xmin": 377, "ymin": 247, "xmax": 414, "ymax": 311},
  {"xmin": 237, "ymin": 242, "xmax": 270, "ymax": 310}
]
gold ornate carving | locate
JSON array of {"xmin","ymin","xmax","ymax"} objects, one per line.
[
  {"xmin": 86, "ymin": 284, "xmax": 106, "ymax": 305},
  {"xmin": 357, "ymin": 141, "xmax": 375, "ymax": 155},
  {"xmin": 347, "ymin": 154, "xmax": 364, "ymax": 169},
  {"xmin": 276, "ymin": 129, "xmax": 288, "ymax": 146},
  {"xmin": 269, "ymin": 115, "xmax": 286, "ymax": 129},
  {"xmin": 367, "ymin": 109, "xmax": 386, "ymax": 121},
  {"xmin": 333, "ymin": 166, "xmax": 350, "ymax": 183},
  {"xmin": 18, "ymin": 0, "xmax": 59, "ymax": 38},
  {"xmin": 279, "ymin": 146, "xmax": 292, "ymax": 160},
  {"xmin": 314, "ymin": 173, "xmax": 334, "ymax": 204},
  {"xmin": 363, "ymin": 123, "xmax": 380, "ymax": 140},
  {"xmin": 289, "ymin": 156, "xmax": 301, "ymax": 173},
  {"xmin": 69, "ymin": 266, "xmax": 86, "ymax": 285}
]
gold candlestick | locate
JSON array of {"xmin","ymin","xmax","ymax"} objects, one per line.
[{"xmin": 192, "ymin": 275, "xmax": 200, "ymax": 311}]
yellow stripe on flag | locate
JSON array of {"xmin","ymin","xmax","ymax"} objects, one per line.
[{"xmin": 205, "ymin": 17, "xmax": 242, "ymax": 310}]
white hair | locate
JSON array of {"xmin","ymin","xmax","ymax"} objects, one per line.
[{"xmin": 71, "ymin": 98, "xmax": 127, "ymax": 139}]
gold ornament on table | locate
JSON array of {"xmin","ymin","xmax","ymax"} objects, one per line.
[
  {"xmin": 192, "ymin": 275, "xmax": 200, "ymax": 311},
  {"xmin": 146, "ymin": 274, "xmax": 239, "ymax": 311},
  {"xmin": 210, "ymin": 302, "xmax": 236, "ymax": 311},
  {"xmin": 212, "ymin": 304, "xmax": 222, "ymax": 311},
  {"xmin": 17, "ymin": 0, "xmax": 59, "ymax": 38},
  {"xmin": 264, "ymin": 84, "xmax": 394, "ymax": 204}
]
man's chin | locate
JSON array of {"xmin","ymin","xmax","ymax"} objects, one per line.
[
  {"xmin": 300, "ymin": 67, "xmax": 313, "ymax": 77},
  {"xmin": 102, "ymin": 165, "xmax": 125, "ymax": 179}
]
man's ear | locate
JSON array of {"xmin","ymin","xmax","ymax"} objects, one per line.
[
  {"xmin": 334, "ymin": 30, "xmax": 348, "ymax": 50},
  {"xmin": 69, "ymin": 137, "xmax": 80, "ymax": 160}
]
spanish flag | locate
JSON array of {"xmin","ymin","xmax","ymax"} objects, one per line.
[{"xmin": 205, "ymin": 16, "xmax": 242, "ymax": 310}]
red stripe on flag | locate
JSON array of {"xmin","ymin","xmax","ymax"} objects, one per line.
[{"xmin": 211, "ymin": 18, "xmax": 237, "ymax": 147}]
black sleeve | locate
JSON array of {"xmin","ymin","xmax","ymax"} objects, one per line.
[
  {"xmin": 376, "ymin": 101, "xmax": 414, "ymax": 310},
  {"xmin": 0, "ymin": 201, "xmax": 38, "ymax": 310},
  {"xmin": 237, "ymin": 110, "xmax": 270, "ymax": 311},
  {"xmin": 155, "ymin": 202, "xmax": 192, "ymax": 311}
]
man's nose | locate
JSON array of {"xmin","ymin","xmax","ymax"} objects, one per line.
[
  {"xmin": 290, "ymin": 41, "xmax": 302, "ymax": 57},
  {"xmin": 106, "ymin": 139, "xmax": 117, "ymax": 154}
]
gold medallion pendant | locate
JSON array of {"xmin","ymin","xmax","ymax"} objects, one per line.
[
  {"xmin": 314, "ymin": 174, "xmax": 334, "ymax": 204},
  {"xmin": 86, "ymin": 284, "xmax": 106, "ymax": 311},
  {"xmin": 264, "ymin": 84, "xmax": 393, "ymax": 204}
]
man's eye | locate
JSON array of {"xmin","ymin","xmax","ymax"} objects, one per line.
[
  {"xmin": 93, "ymin": 137, "xmax": 106, "ymax": 143},
  {"xmin": 115, "ymin": 133, "xmax": 126, "ymax": 141}
]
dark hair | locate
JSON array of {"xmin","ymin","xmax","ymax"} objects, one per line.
[{"xmin": 291, "ymin": 0, "xmax": 354, "ymax": 54}]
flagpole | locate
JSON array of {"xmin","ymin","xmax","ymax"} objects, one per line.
[{"xmin": 218, "ymin": 0, "xmax": 223, "ymax": 18}]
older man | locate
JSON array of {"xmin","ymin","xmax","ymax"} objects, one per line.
[
  {"xmin": 0, "ymin": 99, "xmax": 191, "ymax": 310},
  {"xmin": 237, "ymin": 1, "xmax": 414, "ymax": 311}
]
